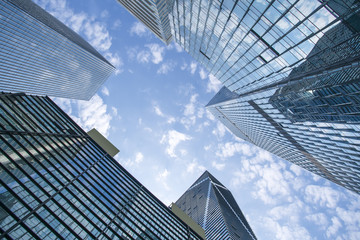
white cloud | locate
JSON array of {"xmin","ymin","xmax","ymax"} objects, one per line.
[
  {"xmin": 180, "ymin": 94, "xmax": 204, "ymax": 130},
  {"xmin": 166, "ymin": 42, "xmax": 183, "ymax": 52},
  {"xmin": 154, "ymin": 105, "xmax": 165, "ymax": 117},
  {"xmin": 199, "ymin": 68, "xmax": 208, "ymax": 80},
  {"xmin": 153, "ymin": 104, "xmax": 176, "ymax": 124},
  {"xmin": 146, "ymin": 44, "xmax": 165, "ymax": 64},
  {"xmin": 54, "ymin": 94, "xmax": 113, "ymax": 137},
  {"xmin": 268, "ymin": 200, "xmax": 303, "ymax": 222},
  {"xmin": 230, "ymin": 149, "xmax": 293, "ymax": 205},
  {"xmin": 130, "ymin": 21, "xmax": 149, "ymax": 37},
  {"xmin": 290, "ymin": 164, "xmax": 302, "ymax": 176},
  {"xmin": 135, "ymin": 152, "xmax": 144, "ymax": 164},
  {"xmin": 167, "ymin": 117, "xmax": 176, "ymax": 124},
  {"xmin": 112, "ymin": 19, "xmax": 121, "ymax": 29},
  {"xmin": 156, "ymin": 168, "xmax": 170, "ymax": 190},
  {"xmin": 206, "ymin": 109, "xmax": 215, "ymax": 121},
  {"xmin": 157, "ymin": 61, "xmax": 176, "ymax": 74},
  {"xmin": 212, "ymin": 121, "xmax": 226, "ymax": 138},
  {"xmin": 304, "ymin": 185, "xmax": 341, "ymax": 208},
  {"xmin": 204, "ymin": 145, "xmax": 211, "ymax": 151},
  {"xmin": 216, "ymin": 142, "xmax": 255, "ymax": 158},
  {"xmin": 212, "ymin": 161, "xmax": 225, "ymax": 171},
  {"xmin": 100, "ymin": 10, "xmax": 109, "ymax": 18},
  {"xmin": 160, "ymin": 130, "xmax": 192, "ymax": 158},
  {"xmin": 261, "ymin": 217, "xmax": 311, "ymax": 240},
  {"xmin": 305, "ymin": 213, "xmax": 329, "ymax": 229},
  {"xmin": 186, "ymin": 160, "xmax": 206, "ymax": 174},
  {"xmin": 181, "ymin": 63, "xmax": 187, "ymax": 70},
  {"xmin": 207, "ymin": 74, "xmax": 222, "ymax": 93},
  {"xmin": 77, "ymin": 94, "xmax": 112, "ymax": 137},
  {"xmin": 190, "ymin": 61, "xmax": 197, "ymax": 74},
  {"xmin": 137, "ymin": 50, "xmax": 151, "ymax": 63},
  {"xmin": 83, "ymin": 21, "xmax": 112, "ymax": 52},
  {"xmin": 119, "ymin": 152, "xmax": 144, "ymax": 168},
  {"xmin": 326, "ymin": 217, "xmax": 342, "ymax": 238},
  {"xmin": 104, "ymin": 52, "xmax": 123, "ymax": 74},
  {"xmin": 134, "ymin": 44, "xmax": 165, "ymax": 65},
  {"xmin": 111, "ymin": 106, "xmax": 118, "ymax": 116},
  {"xmin": 101, "ymin": 86, "xmax": 109, "ymax": 96},
  {"xmin": 184, "ymin": 94, "xmax": 198, "ymax": 116}
]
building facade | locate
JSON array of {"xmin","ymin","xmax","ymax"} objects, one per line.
[
  {"xmin": 0, "ymin": 92, "xmax": 203, "ymax": 240},
  {"xmin": 117, "ymin": 0, "xmax": 173, "ymax": 45},
  {"xmin": 175, "ymin": 171, "xmax": 257, "ymax": 240},
  {"xmin": 169, "ymin": 0, "xmax": 359, "ymax": 95},
  {"xmin": 0, "ymin": 0, "xmax": 115, "ymax": 100},
  {"xmin": 168, "ymin": 0, "xmax": 360, "ymax": 194}
]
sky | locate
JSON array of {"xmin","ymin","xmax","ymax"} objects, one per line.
[{"xmin": 34, "ymin": 0, "xmax": 360, "ymax": 239}]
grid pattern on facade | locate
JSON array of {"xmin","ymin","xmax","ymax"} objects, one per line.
[
  {"xmin": 169, "ymin": 0, "xmax": 358, "ymax": 95},
  {"xmin": 0, "ymin": 93, "xmax": 203, "ymax": 240},
  {"xmin": 167, "ymin": 0, "xmax": 360, "ymax": 195},
  {"xmin": 0, "ymin": 0, "xmax": 115, "ymax": 100},
  {"xmin": 117, "ymin": 0, "xmax": 173, "ymax": 45},
  {"xmin": 207, "ymin": 86, "xmax": 360, "ymax": 194},
  {"xmin": 176, "ymin": 171, "xmax": 257, "ymax": 240}
]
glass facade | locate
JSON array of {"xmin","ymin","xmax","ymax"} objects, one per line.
[
  {"xmin": 117, "ymin": 0, "xmax": 173, "ymax": 45},
  {"xmin": 176, "ymin": 171, "xmax": 257, "ymax": 240},
  {"xmin": 0, "ymin": 92, "xmax": 203, "ymax": 240},
  {"xmin": 167, "ymin": 0, "xmax": 360, "ymax": 194},
  {"xmin": 0, "ymin": 0, "xmax": 115, "ymax": 100},
  {"xmin": 169, "ymin": 0, "xmax": 358, "ymax": 95}
]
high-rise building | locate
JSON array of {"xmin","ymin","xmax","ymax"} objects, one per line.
[
  {"xmin": 175, "ymin": 171, "xmax": 257, "ymax": 240},
  {"xmin": 117, "ymin": 0, "xmax": 173, "ymax": 45},
  {"xmin": 0, "ymin": 92, "xmax": 203, "ymax": 240},
  {"xmin": 167, "ymin": 0, "xmax": 360, "ymax": 194},
  {"xmin": 204, "ymin": 1, "xmax": 360, "ymax": 194},
  {"xmin": 169, "ymin": 0, "xmax": 359, "ymax": 95},
  {"xmin": 0, "ymin": 0, "xmax": 115, "ymax": 100}
]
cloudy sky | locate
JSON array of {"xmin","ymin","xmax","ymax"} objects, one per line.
[{"xmin": 35, "ymin": 0, "xmax": 360, "ymax": 239}]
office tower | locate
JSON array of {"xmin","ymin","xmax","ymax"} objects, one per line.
[
  {"xmin": 0, "ymin": 92, "xmax": 203, "ymax": 240},
  {"xmin": 0, "ymin": 0, "xmax": 115, "ymax": 100},
  {"xmin": 176, "ymin": 171, "xmax": 257, "ymax": 240},
  {"xmin": 168, "ymin": 0, "xmax": 360, "ymax": 193},
  {"xmin": 117, "ymin": 0, "xmax": 173, "ymax": 45},
  {"xmin": 169, "ymin": 0, "xmax": 359, "ymax": 95}
]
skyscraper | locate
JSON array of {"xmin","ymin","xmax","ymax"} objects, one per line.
[
  {"xmin": 0, "ymin": 0, "xmax": 115, "ymax": 100},
  {"xmin": 169, "ymin": 0, "xmax": 359, "ymax": 95},
  {"xmin": 117, "ymin": 0, "xmax": 173, "ymax": 45},
  {"xmin": 175, "ymin": 171, "xmax": 257, "ymax": 240},
  {"xmin": 167, "ymin": 0, "xmax": 360, "ymax": 194},
  {"xmin": 0, "ymin": 92, "xmax": 203, "ymax": 239}
]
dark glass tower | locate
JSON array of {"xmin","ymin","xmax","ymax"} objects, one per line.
[
  {"xmin": 175, "ymin": 171, "xmax": 257, "ymax": 240},
  {"xmin": 0, "ymin": 0, "xmax": 115, "ymax": 100},
  {"xmin": 206, "ymin": 1, "xmax": 360, "ymax": 194},
  {"xmin": 0, "ymin": 92, "xmax": 203, "ymax": 240}
]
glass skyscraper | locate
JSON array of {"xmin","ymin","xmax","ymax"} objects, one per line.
[
  {"xmin": 0, "ymin": 92, "xmax": 203, "ymax": 239},
  {"xmin": 0, "ymin": 0, "xmax": 115, "ymax": 100},
  {"xmin": 169, "ymin": 0, "xmax": 359, "ymax": 95},
  {"xmin": 168, "ymin": 0, "xmax": 360, "ymax": 194},
  {"xmin": 117, "ymin": 0, "xmax": 173, "ymax": 45},
  {"xmin": 175, "ymin": 171, "xmax": 257, "ymax": 240}
]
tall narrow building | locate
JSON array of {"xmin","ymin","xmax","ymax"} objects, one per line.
[
  {"xmin": 0, "ymin": 92, "xmax": 203, "ymax": 240},
  {"xmin": 175, "ymin": 171, "xmax": 257, "ymax": 240},
  {"xmin": 0, "ymin": 0, "xmax": 115, "ymax": 100},
  {"xmin": 117, "ymin": 0, "xmax": 173, "ymax": 44}
]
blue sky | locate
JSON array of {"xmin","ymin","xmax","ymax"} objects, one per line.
[{"xmin": 35, "ymin": 0, "xmax": 360, "ymax": 239}]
